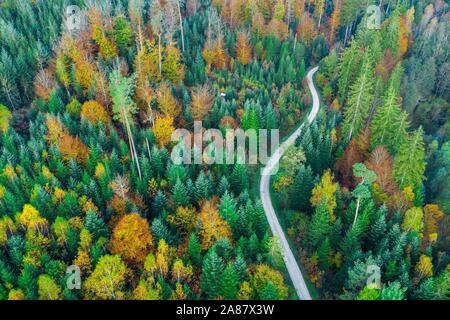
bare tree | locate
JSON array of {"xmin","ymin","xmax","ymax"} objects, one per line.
[{"xmin": 150, "ymin": 0, "xmax": 164, "ymax": 77}]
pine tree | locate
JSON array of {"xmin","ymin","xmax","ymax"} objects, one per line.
[
  {"xmin": 291, "ymin": 164, "xmax": 314, "ymax": 212},
  {"xmin": 172, "ymin": 178, "xmax": 189, "ymax": 207},
  {"xmin": 219, "ymin": 191, "xmax": 238, "ymax": 228},
  {"xmin": 85, "ymin": 211, "xmax": 108, "ymax": 239},
  {"xmin": 200, "ymin": 248, "xmax": 224, "ymax": 299},
  {"xmin": 230, "ymin": 164, "xmax": 248, "ymax": 195},
  {"xmin": 371, "ymin": 83, "xmax": 409, "ymax": 154},
  {"xmin": 317, "ymin": 237, "xmax": 331, "ymax": 269},
  {"xmin": 152, "ymin": 191, "xmax": 167, "ymax": 213},
  {"xmin": 393, "ymin": 127, "xmax": 426, "ymax": 190},
  {"xmin": 188, "ymin": 233, "xmax": 202, "ymax": 266},
  {"xmin": 260, "ymin": 281, "xmax": 279, "ymax": 300},
  {"xmin": 308, "ymin": 200, "xmax": 331, "ymax": 247},
  {"xmin": 220, "ymin": 264, "xmax": 239, "ymax": 299},
  {"xmin": 337, "ymin": 39, "xmax": 361, "ymax": 100},
  {"xmin": 233, "ymin": 253, "xmax": 248, "ymax": 281},
  {"xmin": 342, "ymin": 52, "xmax": 375, "ymax": 140},
  {"xmin": 218, "ymin": 176, "xmax": 230, "ymax": 196}
]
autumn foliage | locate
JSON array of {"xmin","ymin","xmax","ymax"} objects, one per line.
[
  {"xmin": 80, "ymin": 100, "xmax": 110, "ymax": 124},
  {"xmin": 111, "ymin": 213, "xmax": 153, "ymax": 265}
]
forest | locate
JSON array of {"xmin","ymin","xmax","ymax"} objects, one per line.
[{"xmin": 0, "ymin": 0, "xmax": 448, "ymax": 300}]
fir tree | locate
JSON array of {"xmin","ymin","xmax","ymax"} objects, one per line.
[
  {"xmin": 309, "ymin": 200, "xmax": 331, "ymax": 248},
  {"xmin": 393, "ymin": 127, "xmax": 426, "ymax": 190},
  {"xmin": 220, "ymin": 264, "xmax": 239, "ymax": 299},
  {"xmin": 188, "ymin": 233, "xmax": 202, "ymax": 267},
  {"xmin": 342, "ymin": 52, "xmax": 375, "ymax": 140},
  {"xmin": 200, "ymin": 248, "xmax": 224, "ymax": 299},
  {"xmin": 371, "ymin": 83, "xmax": 409, "ymax": 154}
]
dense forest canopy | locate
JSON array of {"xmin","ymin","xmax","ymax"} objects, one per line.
[{"xmin": 0, "ymin": 0, "xmax": 448, "ymax": 300}]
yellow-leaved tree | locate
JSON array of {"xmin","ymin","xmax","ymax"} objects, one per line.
[
  {"xmin": 111, "ymin": 213, "xmax": 153, "ymax": 265},
  {"xmin": 0, "ymin": 104, "xmax": 12, "ymax": 133},
  {"xmin": 199, "ymin": 199, "xmax": 232, "ymax": 249},
  {"xmin": 235, "ymin": 32, "xmax": 252, "ymax": 65},
  {"xmin": 156, "ymin": 83, "xmax": 180, "ymax": 118},
  {"xmin": 84, "ymin": 255, "xmax": 128, "ymax": 300},
  {"xmin": 153, "ymin": 115, "xmax": 175, "ymax": 147},
  {"xmin": 80, "ymin": 100, "xmax": 110, "ymax": 124},
  {"xmin": 311, "ymin": 170, "xmax": 338, "ymax": 222},
  {"xmin": 38, "ymin": 275, "xmax": 62, "ymax": 300}
]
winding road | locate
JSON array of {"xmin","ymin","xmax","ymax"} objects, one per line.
[{"xmin": 260, "ymin": 66, "xmax": 320, "ymax": 300}]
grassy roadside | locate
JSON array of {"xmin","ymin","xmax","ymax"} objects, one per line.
[{"xmin": 269, "ymin": 184, "xmax": 320, "ymax": 300}]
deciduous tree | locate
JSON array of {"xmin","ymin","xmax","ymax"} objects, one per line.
[{"xmin": 111, "ymin": 213, "xmax": 153, "ymax": 265}]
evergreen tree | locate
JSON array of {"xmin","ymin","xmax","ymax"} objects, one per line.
[
  {"xmin": 200, "ymin": 248, "xmax": 224, "ymax": 299},
  {"xmin": 309, "ymin": 200, "xmax": 331, "ymax": 248},
  {"xmin": 220, "ymin": 264, "xmax": 239, "ymax": 299},
  {"xmin": 188, "ymin": 233, "xmax": 202, "ymax": 267},
  {"xmin": 342, "ymin": 52, "xmax": 375, "ymax": 140},
  {"xmin": 291, "ymin": 164, "xmax": 314, "ymax": 212},
  {"xmin": 393, "ymin": 127, "xmax": 426, "ymax": 190},
  {"xmin": 371, "ymin": 83, "xmax": 409, "ymax": 154},
  {"xmin": 172, "ymin": 178, "xmax": 189, "ymax": 207},
  {"xmin": 260, "ymin": 281, "xmax": 279, "ymax": 300}
]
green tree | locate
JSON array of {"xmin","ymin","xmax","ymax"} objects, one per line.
[
  {"xmin": 38, "ymin": 275, "xmax": 62, "ymax": 300},
  {"xmin": 113, "ymin": 16, "xmax": 133, "ymax": 54},
  {"xmin": 352, "ymin": 163, "xmax": 377, "ymax": 226},
  {"xmin": 260, "ymin": 281, "xmax": 279, "ymax": 300},
  {"xmin": 342, "ymin": 52, "xmax": 375, "ymax": 140},
  {"xmin": 109, "ymin": 69, "xmax": 141, "ymax": 179},
  {"xmin": 172, "ymin": 178, "xmax": 189, "ymax": 207},
  {"xmin": 356, "ymin": 286, "xmax": 380, "ymax": 300},
  {"xmin": 291, "ymin": 164, "xmax": 314, "ymax": 212},
  {"xmin": 220, "ymin": 264, "xmax": 239, "ymax": 299},
  {"xmin": 381, "ymin": 281, "xmax": 406, "ymax": 300},
  {"xmin": 84, "ymin": 255, "xmax": 127, "ymax": 300},
  {"xmin": 393, "ymin": 127, "xmax": 426, "ymax": 189},
  {"xmin": 200, "ymin": 248, "xmax": 224, "ymax": 299},
  {"xmin": 371, "ymin": 83, "xmax": 409, "ymax": 154},
  {"xmin": 308, "ymin": 200, "xmax": 331, "ymax": 247},
  {"xmin": 401, "ymin": 207, "xmax": 424, "ymax": 234}
]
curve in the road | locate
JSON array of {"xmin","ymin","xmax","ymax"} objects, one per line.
[{"xmin": 260, "ymin": 66, "xmax": 320, "ymax": 300}]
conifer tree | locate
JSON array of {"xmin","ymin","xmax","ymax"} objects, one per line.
[
  {"xmin": 342, "ymin": 52, "xmax": 375, "ymax": 140},
  {"xmin": 200, "ymin": 248, "xmax": 224, "ymax": 299},
  {"xmin": 371, "ymin": 83, "xmax": 409, "ymax": 154},
  {"xmin": 220, "ymin": 264, "xmax": 239, "ymax": 299},
  {"xmin": 393, "ymin": 127, "xmax": 426, "ymax": 190},
  {"xmin": 308, "ymin": 200, "xmax": 331, "ymax": 247},
  {"xmin": 188, "ymin": 233, "xmax": 202, "ymax": 266}
]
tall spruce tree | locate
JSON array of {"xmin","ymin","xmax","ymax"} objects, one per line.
[
  {"xmin": 342, "ymin": 52, "xmax": 375, "ymax": 140},
  {"xmin": 371, "ymin": 83, "xmax": 409, "ymax": 154},
  {"xmin": 200, "ymin": 248, "xmax": 225, "ymax": 299},
  {"xmin": 393, "ymin": 127, "xmax": 426, "ymax": 190}
]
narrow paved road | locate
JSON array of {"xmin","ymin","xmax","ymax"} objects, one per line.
[{"xmin": 260, "ymin": 66, "xmax": 319, "ymax": 300}]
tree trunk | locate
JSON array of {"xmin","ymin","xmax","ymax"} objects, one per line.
[
  {"xmin": 158, "ymin": 34, "xmax": 162, "ymax": 77},
  {"xmin": 353, "ymin": 197, "xmax": 360, "ymax": 226},
  {"xmin": 177, "ymin": 0, "xmax": 185, "ymax": 52},
  {"xmin": 344, "ymin": 25, "xmax": 349, "ymax": 46}
]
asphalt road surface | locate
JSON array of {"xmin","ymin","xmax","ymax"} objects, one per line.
[{"xmin": 260, "ymin": 66, "xmax": 320, "ymax": 300}]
